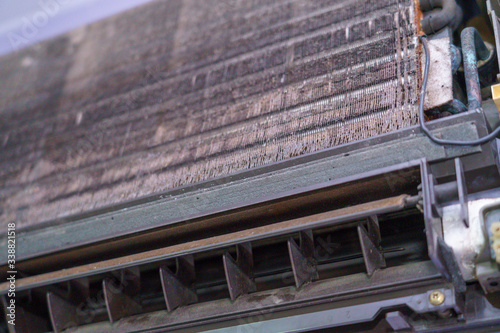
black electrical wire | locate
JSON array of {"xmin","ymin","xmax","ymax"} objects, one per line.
[{"xmin": 419, "ymin": 34, "xmax": 500, "ymax": 146}]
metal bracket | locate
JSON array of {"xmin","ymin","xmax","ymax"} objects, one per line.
[
  {"xmin": 428, "ymin": 158, "xmax": 468, "ymax": 227},
  {"xmin": 421, "ymin": 160, "xmax": 466, "ymax": 294}
]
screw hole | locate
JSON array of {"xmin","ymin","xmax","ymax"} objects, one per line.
[{"xmin": 490, "ymin": 281, "xmax": 499, "ymax": 287}]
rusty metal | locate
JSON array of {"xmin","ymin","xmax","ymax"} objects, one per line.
[
  {"xmin": 461, "ymin": 27, "xmax": 491, "ymax": 110},
  {"xmin": 160, "ymin": 255, "xmax": 197, "ymax": 311},
  {"xmin": 0, "ymin": 0, "xmax": 422, "ymax": 231},
  {"xmin": 287, "ymin": 230, "xmax": 318, "ymax": 288}
]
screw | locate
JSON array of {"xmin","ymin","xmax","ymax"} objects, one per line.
[{"xmin": 429, "ymin": 290, "xmax": 445, "ymax": 306}]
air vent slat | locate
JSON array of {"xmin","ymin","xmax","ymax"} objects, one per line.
[
  {"xmin": 287, "ymin": 230, "xmax": 319, "ymax": 288},
  {"xmin": 160, "ymin": 255, "xmax": 198, "ymax": 311},
  {"xmin": 103, "ymin": 268, "xmax": 141, "ymax": 323},
  {"xmin": 223, "ymin": 243, "xmax": 256, "ymax": 300},
  {"xmin": 357, "ymin": 216, "xmax": 386, "ymax": 276},
  {"xmin": 47, "ymin": 292, "xmax": 81, "ymax": 333},
  {"xmin": 2, "ymin": 295, "xmax": 48, "ymax": 333}
]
